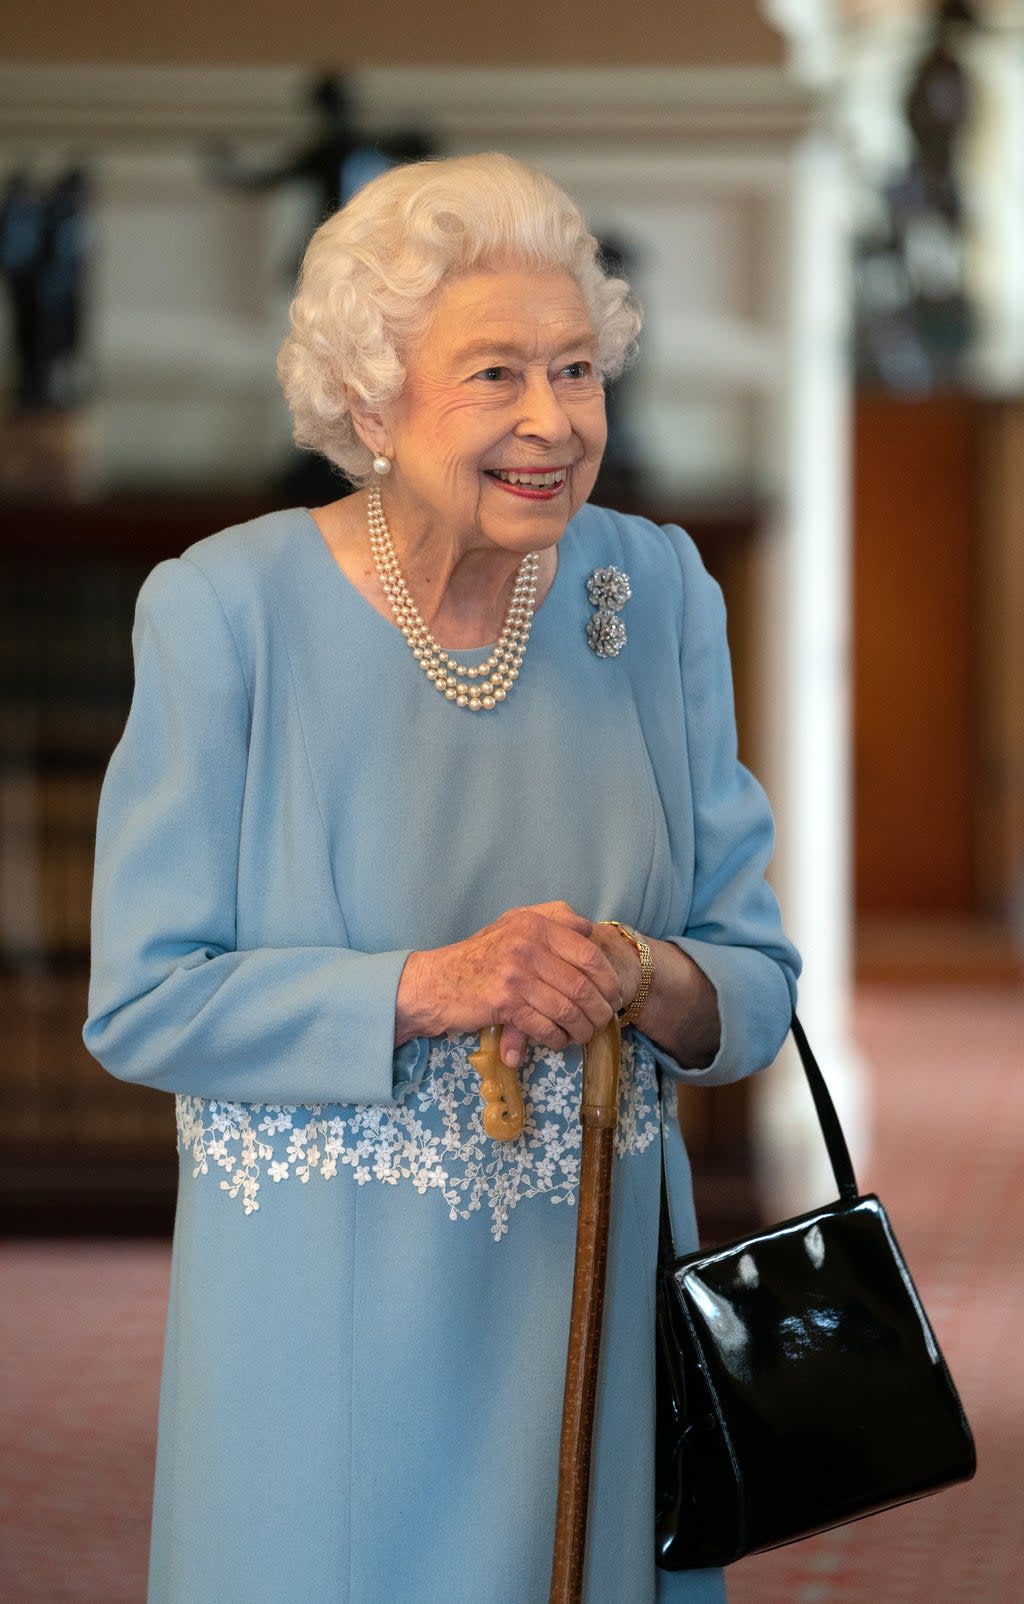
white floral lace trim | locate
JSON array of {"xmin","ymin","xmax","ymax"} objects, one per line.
[{"xmin": 175, "ymin": 1033, "xmax": 660, "ymax": 1241}]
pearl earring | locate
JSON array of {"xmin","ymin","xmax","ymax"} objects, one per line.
[{"xmin": 372, "ymin": 454, "xmax": 392, "ymax": 476}]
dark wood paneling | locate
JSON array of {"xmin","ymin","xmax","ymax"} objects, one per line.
[
  {"xmin": 853, "ymin": 395, "xmax": 980, "ymax": 915},
  {"xmin": 977, "ymin": 404, "xmax": 1024, "ymax": 926}
]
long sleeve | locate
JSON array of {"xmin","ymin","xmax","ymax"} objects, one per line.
[
  {"xmin": 83, "ymin": 556, "xmax": 424, "ymax": 1105},
  {"xmin": 640, "ymin": 531, "xmax": 800, "ymax": 1088}
]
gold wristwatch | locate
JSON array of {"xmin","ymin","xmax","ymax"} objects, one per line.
[{"xmin": 599, "ymin": 920, "xmax": 654, "ymax": 1027}]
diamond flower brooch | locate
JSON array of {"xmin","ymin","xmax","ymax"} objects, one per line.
[{"xmin": 585, "ymin": 566, "xmax": 631, "ymax": 657}]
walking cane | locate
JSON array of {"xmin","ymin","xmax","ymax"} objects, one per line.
[{"xmin": 471, "ymin": 1019, "xmax": 622, "ymax": 1604}]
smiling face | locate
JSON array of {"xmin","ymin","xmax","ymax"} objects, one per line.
[{"xmin": 369, "ymin": 267, "xmax": 608, "ymax": 558}]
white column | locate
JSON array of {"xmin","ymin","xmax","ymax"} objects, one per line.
[{"xmin": 753, "ymin": 126, "xmax": 869, "ymax": 1216}]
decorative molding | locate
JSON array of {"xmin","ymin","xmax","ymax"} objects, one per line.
[
  {"xmin": 0, "ymin": 67, "xmax": 303, "ymax": 146},
  {"xmin": 357, "ymin": 67, "xmax": 818, "ymax": 143},
  {"xmin": 0, "ymin": 64, "xmax": 818, "ymax": 150}
]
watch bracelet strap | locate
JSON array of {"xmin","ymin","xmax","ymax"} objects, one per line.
[{"xmin": 599, "ymin": 920, "xmax": 654, "ymax": 1027}]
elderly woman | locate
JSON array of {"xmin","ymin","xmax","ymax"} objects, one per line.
[{"xmin": 85, "ymin": 153, "xmax": 799, "ymax": 1604}]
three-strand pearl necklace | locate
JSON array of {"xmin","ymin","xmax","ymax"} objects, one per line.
[{"xmin": 367, "ymin": 484, "xmax": 540, "ymax": 713}]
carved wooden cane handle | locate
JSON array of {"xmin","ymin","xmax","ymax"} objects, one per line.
[{"xmin": 469, "ymin": 1026, "xmax": 526, "ymax": 1141}]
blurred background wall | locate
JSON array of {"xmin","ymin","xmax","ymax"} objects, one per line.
[{"xmin": 1, "ymin": 0, "xmax": 1021, "ymax": 1230}]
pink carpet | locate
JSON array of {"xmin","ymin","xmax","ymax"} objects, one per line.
[
  {"xmin": 1, "ymin": 986, "xmax": 1020, "ymax": 1602},
  {"xmin": 0, "ymin": 1240, "xmax": 169, "ymax": 1602},
  {"xmin": 729, "ymin": 988, "xmax": 1024, "ymax": 1604}
]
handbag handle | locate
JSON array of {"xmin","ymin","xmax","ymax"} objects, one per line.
[
  {"xmin": 789, "ymin": 1013, "xmax": 859, "ymax": 1206},
  {"xmin": 660, "ymin": 1012, "xmax": 860, "ymax": 1259}
]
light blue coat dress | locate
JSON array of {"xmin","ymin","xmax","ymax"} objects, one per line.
[{"xmin": 84, "ymin": 501, "xmax": 799, "ymax": 1604}]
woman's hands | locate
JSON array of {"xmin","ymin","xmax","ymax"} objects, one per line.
[
  {"xmin": 396, "ymin": 901, "xmax": 721, "ymax": 1072},
  {"xmin": 396, "ymin": 902, "xmax": 626, "ymax": 1068}
]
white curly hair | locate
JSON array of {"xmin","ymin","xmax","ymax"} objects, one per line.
[{"xmin": 276, "ymin": 152, "xmax": 642, "ymax": 485}]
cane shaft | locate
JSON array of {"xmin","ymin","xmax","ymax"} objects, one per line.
[
  {"xmin": 549, "ymin": 1021, "xmax": 621, "ymax": 1604},
  {"xmin": 549, "ymin": 1125, "xmax": 615, "ymax": 1604}
]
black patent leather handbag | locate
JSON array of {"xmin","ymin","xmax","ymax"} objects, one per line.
[{"xmin": 655, "ymin": 1014, "xmax": 977, "ymax": 1570}]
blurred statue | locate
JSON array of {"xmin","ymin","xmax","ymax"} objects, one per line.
[
  {"xmin": 0, "ymin": 166, "xmax": 94, "ymax": 498},
  {"xmin": 1, "ymin": 167, "xmax": 89, "ymax": 413},
  {"xmin": 207, "ymin": 74, "xmax": 433, "ymax": 273},
  {"xmin": 591, "ymin": 234, "xmax": 642, "ymax": 506},
  {"xmin": 855, "ymin": 0, "xmax": 978, "ymax": 391},
  {"xmin": 207, "ymin": 73, "xmax": 433, "ymax": 500},
  {"xmin": 905, "ymin": 0, "xmax": 974, "ymax": 203},
  {"xmin": 0, "ymin": 171, "xmax": 45, "ymax": 409}
]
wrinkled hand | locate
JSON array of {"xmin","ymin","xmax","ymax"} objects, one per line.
[{"xmin": 396, "ymin": 902, "xmax": 624, "ymax": 1067}]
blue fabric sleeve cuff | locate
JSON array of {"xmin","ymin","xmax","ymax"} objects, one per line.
[{"xmin": 635, "ymin": 936, "xmax": 796, "ymax": 1088}]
